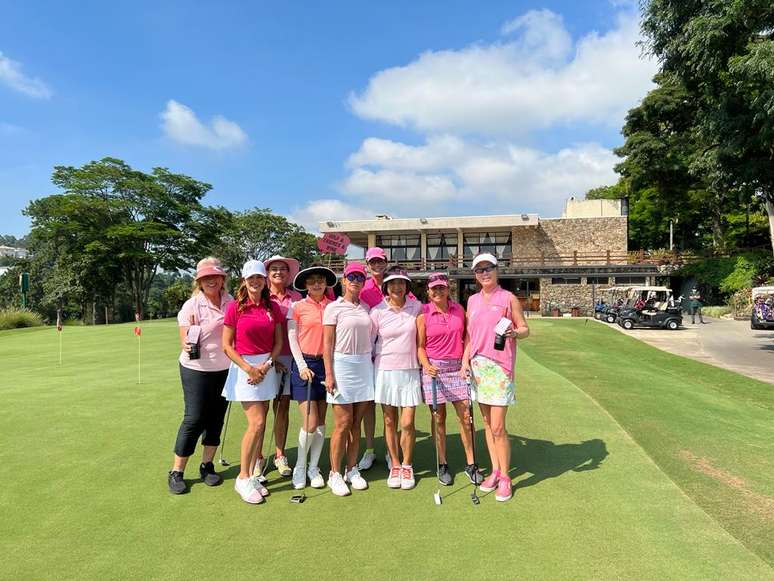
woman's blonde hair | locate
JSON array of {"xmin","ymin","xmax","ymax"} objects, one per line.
[{"xmin": 190, "ymin": 257, "xmax": 227, "ymax": 298}]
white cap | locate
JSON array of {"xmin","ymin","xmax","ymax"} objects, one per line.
[
  {"xmin": 471, "ymin": 253, "xmax": 498, "ymax": 270},
  {"xmin": 242, "ymin": 259, "xmax": 267, "ymax": 278}
]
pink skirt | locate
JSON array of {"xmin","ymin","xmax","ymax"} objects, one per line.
[{"xmin": 421, "ymin": 358, "xmax": 469, "ymax": 404}]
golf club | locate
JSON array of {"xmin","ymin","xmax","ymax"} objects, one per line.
[
  {"xmin": 218, "ymin": 402, "xmax": 232, "ymax": 466},
  {"xmin": 254, "ymin": 369, "xmax": 285, "ymax": 482},
  {"xmin": 290, "ymin": 377, "xmax": 313, "ymax": 504},
  {"xmin": 431, "ymin": 377, "xmax": 442, "ymax": 506},
  {"xmin": 466, "ymin": 376, "xmax": 481, "ymax": 505}
]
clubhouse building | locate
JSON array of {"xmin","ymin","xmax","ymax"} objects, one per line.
[{"xmin": 320, "ymin": 198, "xmax": 660, "ymax": 316}]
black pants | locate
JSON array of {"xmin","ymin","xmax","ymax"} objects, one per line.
[
  {"xmin": 691, "ymin": 306, "xmax": 704, "ymax": 324},
  {"xmin": 174, "ymin": 365, "xmax": 229, "ymax": 458}
]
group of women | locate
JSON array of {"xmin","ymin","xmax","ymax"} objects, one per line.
[{"xmin": 168, "ymin": 248, "xmax": 529, "ymax": 505}]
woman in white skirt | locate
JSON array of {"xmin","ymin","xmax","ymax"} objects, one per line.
[
  {"xmin": 322, "ymin": 262, "xmax": 374, "ymax": 496},
  {"xmin": 370, "ymin": 266, "xmax": 422, "ymax": 490},
  {"xmin": 222, "ymin": 260, "xmax": 285, "ymax": 504}
]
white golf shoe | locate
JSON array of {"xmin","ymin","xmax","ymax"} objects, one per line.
[
  {"xmin": 308, "ymin": 466, "xmax": 325, "ymax": 489},
  {"xmin": 328, "ymin": 471, "xmax": 351, "ymax": 496},
  {"xmin": 357, "ymin": 450, "xmax": 376, "ymax": 471},
  {"xmin": 345, "ymin": 467, "xmax": 368, "ymax": 490},
  {"xmin": 292, "ymin": 465, "xmax": 307, "ymax": 490}
]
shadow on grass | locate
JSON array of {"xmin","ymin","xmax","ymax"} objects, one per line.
[{"xmin": 508, "ymin": 436, "xmax": 608, "ymax": 490}]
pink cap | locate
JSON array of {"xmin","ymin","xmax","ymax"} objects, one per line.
[
  {"xmin": 343, "ymin": 262, "xmax": 367, "ymax": 277},
  {"xmin": 365, "ymin": 247, "xmax": 387, "ymax": 262},
  {"xmin": 195, "ymin": 264, "xmax": 227, "ymax": 280},
  {"xmin": 427, "ymin": 272, "xmax": 449, "ymax": 288}
]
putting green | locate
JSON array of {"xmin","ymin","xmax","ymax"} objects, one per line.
[{"xmin": 0, "ymin": 320, "xmax": 771, "ymax": 580}]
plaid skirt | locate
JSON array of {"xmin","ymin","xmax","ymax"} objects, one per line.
[{"xmin": 421, "ymin": 358, "xmax": 469, "ymax": 404}]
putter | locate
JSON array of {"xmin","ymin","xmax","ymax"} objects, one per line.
[
  {"xmin": 290, "ymin": 377, "xmax": 313, "ymax": 504},
  {"xmin": 254, "ymin": 370, "xmax": 285, "ymax": 482},
  {"xmin": 218, "ymin": 402, "xmax": 232, "ymax": 466},
  {"xmin": 466, "ymin": 377, "xmax": 481, "ymax": 505},
  {"xmin": 431, "ymin": 377, "xmax": 442, "ymax": 506}
]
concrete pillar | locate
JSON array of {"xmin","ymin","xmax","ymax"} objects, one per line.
[
  {"xmin": 367, "ymin": 233, "xmax": 376, "ymax": 248},
  {"xmin": 511, "ymin": 228, "xmax": 518, "ymax": 265},
  {"xmin": 456, "ymin": 228, "xmax": 464, "ymax": 267},
  {"xmin": 420, "ymin": 231, "xmax": 427, "ymax": 270}
]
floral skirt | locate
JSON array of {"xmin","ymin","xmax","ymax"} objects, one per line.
[{"xmin": 470, "ymin": 355, "xmax": 515, "ymax": 406}]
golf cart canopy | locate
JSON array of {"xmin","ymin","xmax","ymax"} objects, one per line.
[
  {"xmin": 628, "ymin": 286, "xmax": 672, "ymax": 293},
  {"xmin": 752, "ymin": 286, "xmax": 774, "ymax": 299}
]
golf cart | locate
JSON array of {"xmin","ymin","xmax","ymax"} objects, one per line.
[
  {"xmin": 599, "ymin": 286, "xmax": 630, "ymax": 323},
  {"xmin": 751, "ymin": 286, "xmax": 774, "ymax": 330},
  {"xmin": 617, "ymin": 286, "xmax": 682, "ymax": 330}
]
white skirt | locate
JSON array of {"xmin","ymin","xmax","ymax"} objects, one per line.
[
  {"xmin": 329, "ymin": 352, "xmax": 374, "ymax": 404},
  {"xmin": 222, "ymin": 354, "xmax": 280, "ymax": 402},
  {"xmin": 375, "ymin": 368, "xmax": 422, "ymax": 407}
]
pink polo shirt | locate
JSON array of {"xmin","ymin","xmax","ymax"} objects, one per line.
[
  {"xmin": 466, "ymin": 286, "xmax": 516, "ymax": 376},
  {"xmin": 289, "ymin": 295, "xmax": 332, "ymax": 355},
  {"xmin": 270, "ymin": 287, "xmax": 302, "ymax": 356},
  {"xmin": 421, "ymin": 301, "xmax": 465, "ymax": 360},
  {"xmin": 177, "ymin": 291, "xmax": 233, "ymax": 372},
  {"xmin": 323, "ymin": 297, "xmax": 373, "ymax": 355},
  {"xmin": 223, "ymin": 299, "xmax": 283, "ymax": 356},
  {"xmin": 360, "ymin": 277, "xmax": 384, "ymax": 308},
  {"xmin": 371, "ymin": 298, "xmax": 421, "ymax": 370}
]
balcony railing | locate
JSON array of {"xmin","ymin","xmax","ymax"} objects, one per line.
[{"xmin": 318, "ymin": 250, "xmax": 698, "ymax": 272}]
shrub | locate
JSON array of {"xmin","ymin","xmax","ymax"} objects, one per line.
[
  {"xmin": 702, "ymin": 305, "xmax": 732, "ymax": 318},
  {"xmin": 729, "ymin": 289, "xmax": 753, "ymax": 320},
  {"xmin": 0, "ymin": 307, "xmax": 44, "ymax": 330}
]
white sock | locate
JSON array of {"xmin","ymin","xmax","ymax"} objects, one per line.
[
  {"xmin": 297, "ymin": 428, "xmax": 312, "ymax": 472},
  {"xmin": 309, "ymin": 425, "xmax": 325, "ymax": 470}
]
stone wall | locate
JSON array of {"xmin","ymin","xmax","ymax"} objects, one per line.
[
  {"xmin": 512, "ymin": 217, "xmax": 627, "ymax": 264},
  {"xmin": 540, "ymin": 277, "xmax": 613, "ymax": 316}
]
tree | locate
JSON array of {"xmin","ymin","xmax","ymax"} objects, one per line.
[
  {"xmin": 641, "ymin": 0, "xmax": 774, "ymax": 253},
  {"xmin": 26, "ymin": 158, "xmax": 215, "ymax": 319},
  {"xmin": 207, "ymin": 207, "xmax": 321, "ymax": 277}
]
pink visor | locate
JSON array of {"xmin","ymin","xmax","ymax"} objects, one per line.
[
  {"xmin": 195, "ymin": 265, "xmax": 227, "ymax": 280},
  {"xmin": 427, "ymin": 272, "xmax": 449, "ymax": 288},
  {"xmin": 365, "ymin": 247, "xmax": 387, "ymax": 262},
  {"xmin": 343, "ymin": 262, "xmax": 367, "ymax": 277}
]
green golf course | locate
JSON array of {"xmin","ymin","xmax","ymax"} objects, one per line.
[{"xmin": 1, "ymin": 319, "xmax": 772, "ymax": 580}]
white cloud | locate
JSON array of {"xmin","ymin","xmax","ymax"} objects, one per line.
[
  {"xmin": 160, "ymin": 100, "xmax": 248, "ymax": 150},
  {"xmin": 349, "ymin": 11, "xmax": 656, "ymax": 135},
  {"xmin": 341, "ymin": 136, "xmax": 618, "ymax": 215},
  {"xmin": 0, "ymin": 52, "xmax": 51, "ymax": 99},
  {"xmin": 289, "ymin": 199, "xmax": 376, "ymax": 233}
]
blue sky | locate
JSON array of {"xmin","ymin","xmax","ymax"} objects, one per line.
[{"xmin": 0, "ymin": 0, "xmax": 655, "ymax": 236}]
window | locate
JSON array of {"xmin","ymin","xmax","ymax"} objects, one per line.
[
  {"xmin": 463, "ymin": 232, "xmax": 512, "ymax": 259},
  {"xmin": 551, "ymin": 277, "xmax": 581, "ymax": 285},
  {"xmin": 614, "ymin": 276, "xmax": 646, "ymax": 285},
  {"xmin": 426, "ymin": 233, "xmax": 458, "ymax": 260},
  {"xmin": 376, "ymin": 234, "xmax": 420, "ymax": 261},
  {"xmin": 586, "ymin": 276, "xmax": 611, "ymax": 285}
]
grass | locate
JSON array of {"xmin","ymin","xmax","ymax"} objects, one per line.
[{"xmin": 0, "ymin": 319, "xmax": 772, "ymax": 580}]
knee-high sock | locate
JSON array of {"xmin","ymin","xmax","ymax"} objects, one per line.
[
  {"xmin": 297, "ymin": 428, "xmax": 312, "ymax": 471},
  {"xmin": 309, "ymin": 425, "xmax": 325, "ymax": 469}
]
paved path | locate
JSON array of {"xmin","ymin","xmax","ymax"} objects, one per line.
[{"xmin": 602, "ymin": 316, "xmax": 774, "ymax": 384}]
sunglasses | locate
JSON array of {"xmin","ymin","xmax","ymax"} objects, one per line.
[
  {"xmin": 473, "ymin": 265, "xmax": 496, "ymax": 274},
  {"xmin": 345, "ymin": 273, "xmax": 366, "ymax": 283}
]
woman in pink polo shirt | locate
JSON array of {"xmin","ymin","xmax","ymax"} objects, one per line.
[
  {"xmin": 462, "ymin": 253, "xmax": 529, "ymax": 502},
  {"xmin": 322, "ymin": 262, "xmax": 374, "ymax": 496},
  {"xmin": 262, "ymin": 255, "xmax": 303, "ymax": 479},
  {"xmin": 417, "ymin": 272, "xmax": 482, "ymax": 488},
  {"xmin": 167, "ymin": 257, "xmax": 232, "ymax": 495},
  {"xmin": 371, "ymin": 266, "xmax": 422, "ymax": 490},
  {"xmin": 286, "ymin": 265, "xmax": 337, "ymax": 490},
  {"xmin": 221, "ymin": 259, "xmax": 285, "ymax": 505}
]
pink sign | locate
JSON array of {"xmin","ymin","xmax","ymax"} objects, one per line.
[{"xmin": 317, "ymin": 233, "xmax": 350, "ymax": 255}]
